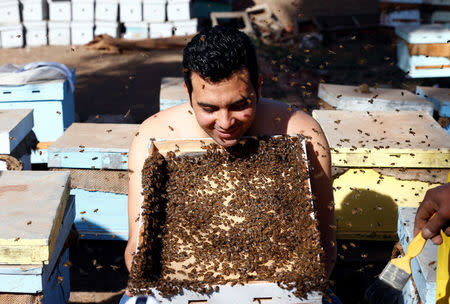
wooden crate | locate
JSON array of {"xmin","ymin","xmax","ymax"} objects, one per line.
[
  {"xmin": 48, "ymin": 123, "xmax": 139, "ymax": 240},
  {"xmin": 398, "ymin": 207, "xmax": 437, "ymax": 304},
  {"xmin": 318, "ymin": 83, "xmax": 434, "ymax": 115},
  {"xmin": 0, "ymin": 109, "xmax": 34, "ymax": 171},
  {"xmin": 313, "ymin": 110, "xmax": 450, "ymax": 240},
  {"xmin": 159, "ymin": 77, "xmax": 188, "ymax": 111},
  {"xmin": 132, "ymin": 137, "xmax": 323, "ymax": 303},
  {"xmin": 0, "ymin": 77, "xmax": 75, "ymax": 163},
  {"xmin": 0, "ymin": 196, "xmax": 74, "ymax": 296},
  {"xmin": 0, "ymin": 171, "xmax": 71, "ymax": 264},
  {"xmin": 396, "ymin": 24, "xmax": 450, "ymax": 78}
]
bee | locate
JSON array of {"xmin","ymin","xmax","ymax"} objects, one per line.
[
  {"xmin": 63, "ymin": 261, "xmax": 72, "ymax": 267},
  {"xmin": 56, "ymin": 111, "xmax": 61, "ymax": 114},
  {"xmin": 336, "ymin": 94, "xmax": 342, "ymax": 98},
  {"xmin": 94, "ymin": 208, "xmax": 99, "ymax": 213},
  {"xmin": 27, "ymin": 221, "xmax": 32, "ymax": 225},
  {"xmin": 169, "ymin": 126, "xmax": 174, "ymax": 131},
  {"xmin": 92, "ymin": 157, "xmax": 98, "ymax": 160},
  {"xmin": 57, "ymin": 276, "xmax": 64, "ymax": 284}
]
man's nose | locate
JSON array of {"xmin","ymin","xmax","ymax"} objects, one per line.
[{"xmin": 217, "ymin": 110, "xmax": 233, "ymax": 130}]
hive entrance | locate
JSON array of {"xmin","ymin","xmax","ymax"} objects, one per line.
[{"xmin": 128, "ymin": 136, "xmax": 327, "ymax": 298}]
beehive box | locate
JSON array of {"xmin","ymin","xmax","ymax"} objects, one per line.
[
  {"xmin": 149, "ymin": 22, "xmax": 173, "ymax": 39},
  {"xmin": 0, "ymin": 171, "xmax": 71, "ymax": 265},
  {"xmin": 312, "ymin": 110, "xmax": 450, "ymax": 240},
  {"xmin": 95, "ymin": 21, "xmax": 119, "ymax": 38},
  {"xmin": 48, "ymin": 21, "xmax": 71, "ymax": 45},
  {"xmin": 167, "ymin": 0, "xmax": 190, "ymax": 21},
  {"xmin": 143, "ymin": 0, "xmax": 167, "ymax": 23},
  {"xmin": 128, "ymin": 137, "xmax": 325, "ymax": 303},
  {"xmin": 48, "ymin": 123, "xmax": 139, "ymax": 240},
  {"xmin": 0, "ymin": 186, "xmax": 74, "ymax": 303},
  {"xmin": 380, "ymin": 9, "xmax": 420, "ymax": 27},
  {"xmin": 95, "ymin": 0, "xmax": 119, "ymax": 22},
  {"xmin": 0, "ymin": 77, "xmax": 75, "ymax": 163},
  {"xmin": 120, "ymin": 0, "xmax": 143, "ymax": 22},
  {"xmin": 71, "ymin": 21, "xmax": 94, "ymax": 45},
  {"xmin": 24, "ymin": 21, "xmax": 48, "ymax": 47},
  {"xmin": 398, "ymin": 207, "xmax": 437, "ymax": 304},
  {"xmin": 396, "ymin": 24, "xmax": 450, "ymax": 78},
  {"xmin": 124, "ymin": 22, "xmax": 148, "ymax": 40},
  {"xmin": 416, "ymin": 86, "xmax": 450, "ymax": 134},
  {"xmin": 159, "ymin": 77, "xmax": 188, "ymax": 111},
  {"xmin": 0, "ymin": 0, "xmax": 21, "ymax": 24},
  {"xmin": 72, "ymin": 0, "xmax": 94, "ymax": 21},
  {"xmin": 0, "ymin": 24, "xmax": 24, "ymax": 49},
  {"xmin": 0, "ymin": 109, "xmax": 34, "ymax": 171},
  {"xmin": 48, "ymin": 0, "xmax": 71, "ymax": 21},
  {"xmin": 173, "ymin": 18, "xmax": 197, "ymax": 36},
  {"xmin": 318, "ymin": 83, "xmax": 434, "ymax": 115},
  {"xmin": 21, "ymin": 0, "xmax": 49, "ymax": 21}
]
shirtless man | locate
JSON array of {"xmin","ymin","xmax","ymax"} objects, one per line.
[{"xmin": 123, "ymin": 26, "xmax": 337, "ymax": 302}]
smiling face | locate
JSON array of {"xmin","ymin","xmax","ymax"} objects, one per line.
[{"xmin": 186, "ymin": 69, "xmax": 261, "ymax": 147}]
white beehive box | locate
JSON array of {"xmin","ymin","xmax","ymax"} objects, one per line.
[
  {"xmin": 173, "ymin": 18, "xmax": 197, "ymax": 36},
  {"xmin": 396, "ymin": 24, "xmax": 450, "ymax": 78},
  {"xmin": 71, "ymin": 21, "xmax": 94, "ymax": 45},
  {"xmin": 72, "ymin": 0, "xmax": 94, "ymax": 21},
  {"xmin": 380, "ymin": 9, "xmax": 420, "ymax": 27},
  {"xmin": 95, "ymin": 0, "xmax": 118, "ymax": 21},
  {"xmin": 119, "ymin": 0, "xmax": 142, "ymax": 22},
  {"xmin": 124, "ymin": 22, "xmax": 148, "ymax": 39},
  {"xmin": 167, "ymin": 0, "xmax": 190, "ymax": 21},
  {"xmin": 48, "ymin": 21, "xmax": 70, "ymax": 45},
  {"xmin": 48, "ymin": 0, "xmax": 71, "ymax": 21},
  {"xmin": 0, "ymin": 0, "xmax": 21, "ymax": 24},
  {"xmin": 143, "ymin": 0, "xmax": 166, "ymax": 23},
  {"xmin": 431, "ymin": 11, "xmax": 450, "ymax": 24},
  {"xmin": 21, "ymin": 0, "xmax": 48, "ymax": 21},
  {"xmin": 0, "ymin": 24, "xmax": 23, "ymax": 48},
  {"xmin": 24, "ymin": 21, "xmax": 47, "ymax": 46},
  {"xmin": 149, "ymin": 22, "xmax": 172, "ymax": 38},
  {"xmin": 95, "ymin": 21, "xmax": 119, "ymax": 37}
]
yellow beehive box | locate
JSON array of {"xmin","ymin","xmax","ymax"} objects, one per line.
[{"xmin": 312, "ymin": 110, "xmax": 450, "ymax": 240}]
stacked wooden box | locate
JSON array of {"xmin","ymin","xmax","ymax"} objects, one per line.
[
  {"xmin": 0, "ymin": 76, "xmax": 76, "ymax": 164},
  {"xmin": 379, "ymin": 0, "xmax": 421, "ymax": 27},
  {"xmin": 159, "ymin": 77, "xmax": 188, "ymax": 111},
  {"xmin": 0, "ymin": 171, "xmax": 74, "ymax": 303},
  {"xmin": 0, "ymin": 109, "xmax": 34, "ymax": 171},
  {"xmin": 416, "ymin": 86, "xmax": 450, "ymax": 134},
  {"xmin": 396, "ymin": 23, "xmax": 450, "ymax": 78},
  {"xmin": 312, "ymin": 109, "xmax": 449, "ymax": 240},
  {"xmin": 48, "ymin": 123, "xmax": 138, "ymax": 240},
  {"xmin": 0, "ymin": 0, "xmax": 23, "ymax": 48}
]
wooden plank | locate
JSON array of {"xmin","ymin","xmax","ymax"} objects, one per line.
[
  {"xmin": 398, "ymin": 207, "xmax": 436, "ymax": 304},
  {"xmin": 0, "ymin": 171, "xmax": 70, "ymax": 264},
  {"xmin": 0, "ymin": 109, "xmax": 34, "ymax": 154},
  {"xmin": 317, "ymin": 84, "xmax": 434, "ymax": 115},
  {"xmin": 159, "ymin": 77, "xmax": 188, "ymax": 111},
  {"xmin": 312, "ymin": 110, "xmax": 450, "ymax": 168},
  {"xmin": 48, "ymin": 123, "xmax": 139, "ymax": 170},
  {"xmin": 408, "ymin": 43, "xmax": 450, "ymax": 58},
  {"xmin": 416, "ymin": 86, "xmax": 450, "ymax": 118}
]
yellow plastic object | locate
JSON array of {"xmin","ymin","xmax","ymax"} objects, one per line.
[
  {"xmin": 391, "ymin": 232, "xmax": 427, "ymax": 274},
  {"xmin": 436, "ymin": 174, "xmax": 450, "ymax": 304}
]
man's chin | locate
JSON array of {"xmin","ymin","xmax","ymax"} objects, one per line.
[{"xmin": 211, "ymin": 136, "xmax": 240, "ymax": 148}]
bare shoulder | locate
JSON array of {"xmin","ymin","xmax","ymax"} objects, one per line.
[
  {"xmin": 137, "ymin": 102, "xmax": 200, "ymax": 139},
  {"xmin": 287, "ymin": 108, "xmax": 323, "ymax": 136}
]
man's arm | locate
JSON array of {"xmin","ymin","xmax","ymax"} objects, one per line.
[
  {"xmin": 125, "ymin": 120, "xmax": 155, "ymax": 273},
  {"xmin": 288, "ymin": 111, "xmax": 336, "ymax": 277}
]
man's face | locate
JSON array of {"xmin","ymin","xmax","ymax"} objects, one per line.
[{"xmin": 187, "ymin": 70, "xmax": 260, "ymax": 147}]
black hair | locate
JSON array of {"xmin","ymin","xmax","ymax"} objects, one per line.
[{"xmin": 183, "ymin": 26, "xmax": 259, "ymax": 101}]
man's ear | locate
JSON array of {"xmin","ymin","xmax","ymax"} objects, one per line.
[{"xmin": 184, "ymin": 82, "xmax": 192, "ymax": 106}]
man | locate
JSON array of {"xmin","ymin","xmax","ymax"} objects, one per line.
[{"xmin": 122, "ymin": 26, "xmax": 337, "ymax": 302}]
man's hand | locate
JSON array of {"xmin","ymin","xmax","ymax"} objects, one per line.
[{"xmin": 414, "ymin": 183, "xmax": 450, "ymax": 245}]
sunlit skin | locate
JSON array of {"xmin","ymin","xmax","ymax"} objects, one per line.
[
  {"xmin": 188, "ymin": 70, "xmax": 260, "ymax": 147},
  {"xmin": 124, "ymin": 69, "xmax": 336, "ymax": 296}
]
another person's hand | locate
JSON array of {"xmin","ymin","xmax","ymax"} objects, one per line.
[{"xmin": 414, "ymin": 183, "xmax": 450, "ymax": 245}]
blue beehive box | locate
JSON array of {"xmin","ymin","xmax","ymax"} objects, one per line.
[
  {"xmin": 416, "ymin": 86, "xmax": 450, "ymax": 134},
  {"xmin": 48, "ymin": 123, "xmax": 139, "ymax": 240},
  {"xmin": 0, "ymin": 73, "xmax": 75, "ymax": 164}
]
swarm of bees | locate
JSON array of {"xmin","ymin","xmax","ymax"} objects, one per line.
[{"xmin": 128, "ymin": 136, "xmax": 327, "ymax": 298}]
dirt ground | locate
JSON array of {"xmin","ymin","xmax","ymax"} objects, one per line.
[{"xmin": 0, "ymin": 28, "xmax": 447, "ymax": 303}]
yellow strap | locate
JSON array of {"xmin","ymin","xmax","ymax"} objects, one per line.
[{"xmin": 435, "ymin": 173, "xmax": 450, "ymax": 303}]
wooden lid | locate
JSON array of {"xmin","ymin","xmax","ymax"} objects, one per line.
[
  {"xmin": 0, "ymin": 109, "xmax": 33, "ymax": 154},
  {"xmin": 0, "ymin": 171, "xmax": 70, "ymax": 264},
  {"xmin": 313, "ymin": 110, "xmax": 450, "ymax": 168},
  {"xmin": 395, "ymin": 24, "xmax": 450, "ymax": 44}
]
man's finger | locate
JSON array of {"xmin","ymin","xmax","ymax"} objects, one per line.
[
  {"xmin": 126, "ymin": 288, "xmax": 132, "ymax": 297},
  {"xmin": 414, "ymin": 202, "xmax": 435, "ymax": 236},
  {"xmin": 444, "ymin": 226, "xmax": 450, "ymax": 237},
  {"xmin": 422, "ymin": 213, "xmax": 447, "ymax": 239},
  {"xmin": 431, "ymin": 234, "xmax": 443, "ymax": 245}
]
